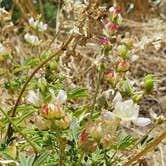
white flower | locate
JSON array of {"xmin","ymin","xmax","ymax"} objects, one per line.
[
  {"xmin": 0, "ymin": 42, "xmax": 9, "ymax": 56},
  {"xmin": 24, "ymin": 33, "xmax": 41, "ymax": 46},
  {"xmin": 131, "ymin": 54, "xmax": 139, "ymax": 62},
  {"xmin": 26, "ymin": 90, "xmax": 40, "ymax": 105},
  {"xmin": 133, "ymin": 117, "xmax": 151, "ymax": 127},
  {"xmin": 112, "ymin": 92, "xmax": 122, "ymax": 106},
  {"xmin": 56, "ymin": 90, "xmax": 67, "ymax": 104},
  {"xmin": 113, "ymin": 99, "xmax": 139, "ymax": 121},
  {"xmin": 38, "ymin": 21, "xmax": 47, "ymax": 31},
  {"xmin": 28, "ymin": 17, "xmax": 47, "ymax": 32},
  {"xmin": 112, "ymin": 99, "xmax": 151, "ymax": 127}
]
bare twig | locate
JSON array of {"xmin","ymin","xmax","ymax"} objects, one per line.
[{"xmin": 122, "ymin": 129, "xmax": 166, "ymax": 166}]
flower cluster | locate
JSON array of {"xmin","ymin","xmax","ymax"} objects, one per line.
[
  {"xmin": 79, "ymin": 113, "xmax": 119, "ymax": 152},
  {"xmin": 27, "ymin": 89, "xmax": 71, "ymax": 130},
  {"xmin": 28, "ymin": 16, "xmax": 47, "ymax": 32},
  {"xmin": 24, "ymin": 33, "xmax": 41, "ymax": 46}
]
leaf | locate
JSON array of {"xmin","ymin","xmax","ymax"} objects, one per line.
[
  {"xmin": 70, "ymin": 117, "xmax": 78, "ymax": 143},
  {"xmin": 73, "ymin": 106, "xmax": 88, "ymax": 118},
  {"xmin": 27, "ymin": 154, "xmax": 36, "ymax": 166},
  {"xmin": 33, "ymin": 152, "xmax": 49, "ymax": 166},
  {"xmin": 19, "ymin": 153, "xmax": 27, "ymax": 166},
  {"xmin": 118, "ymin": 135, "xmax": 137, "ymax": 150},
  {"xmin": 67, "ymin": 88, "xmax": 88, "ymax": 99}
]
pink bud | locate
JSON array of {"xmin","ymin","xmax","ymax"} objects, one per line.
[
  {"xmin": 101, "ymin": 18, "xmax": 109, "ymax": 25},
  {"xmin": 100, "ymin": 37, "xmax": 110, "ymax": 45},
  {"xmin": 79, "ymin": 130, "xmax": 88, "ymax": 144},
  {"xmin": 117, "ymin": 61, "xmax": 130, "ymax": 72},
  {"xmin": 107, "ymin": 71, "xmax": 115, "ymax": 78},
  {"xmin": 107, "ymin": 23, "xmax": 117, "ymax": 32},
  {"xmin": 115, "ymin": 6, "xmax": 121, "ymax": 14},
  {"xmin": 42, "ymin": 104, "xmax": 49, "ymax": 117}
]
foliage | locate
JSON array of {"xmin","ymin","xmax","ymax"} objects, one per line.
[{"xmin": 0, "ymin": 1, "xmax": 165, "ymax": 166}]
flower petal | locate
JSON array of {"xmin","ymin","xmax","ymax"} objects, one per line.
[
  {"xmin": 56, "ymin": 90, "xmax": 67, "ymax": 104},
  {"xmin": 133, "ymin": 117, "xmax": 151, "ymax": 127}
]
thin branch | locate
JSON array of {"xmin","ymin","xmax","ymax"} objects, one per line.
[
  {"xmin": 25, "ymin": 0, "xmax": 38, "ymax": 18},
  {"xmin": 39, "ymin": 0, "xmax": 45, "ymax": 22},
  {"xmin": 0, "ymin": 108, "xmax": 39, "ymax": 153},
  {"xmin": 5, "ymin": 34, "xmax": 74, "ymax": 139},
  {"xmin": 12, "ymin": 0, "xmax": 28, "ymax": 20},
  {"xmin": 122, "ymin": 129, "xmax": 166, "ymax": 166}
]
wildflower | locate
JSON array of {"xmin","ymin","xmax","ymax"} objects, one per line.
[
  {"xmin": 115, "ymin": 6, "xmax": 121, "ymax": 14},
  {"xmin": 107, "ymin": 23, "xmax": 117, "ymax": 32},
  {"xmin": 35, "ymin": 116, "xmax": 51, "ymax": 130},
  {"xmin": 24, "ymin": 33, "xmax": 41, "ymax": 46},
  {"xmin": 26, "ymin": 90, "xmax": 40, "ymax": 105},
  {"xmin": 0, "ymin": 42, "xmax": 10, "ymax": 56},
  {"xmin": 117, "ymin": 45, "xmax": 129, "ymax": 59},
  {"xmin": 41, "ymin": 103, "xmax": 64, "ymax": 119},
  {"xmin": 79, "ymin": 130, "xmax": 97, "ymax": 152},
  {"xmin": 59, "ymin": 116, "xmax": 71, "ymax": 129},
  {"xmin": 88, "ymin": 123, "xmax": 102, "ymax": 140},
  {"xmin": 28, "ymin": 17, "xmax": 47, "ymax": 32},
  {"xmin": 100, "ymin": 37, "xmax": 110, "ymax": 45},
  {"xmin": 112, "ymin": 99, "xmax": 151, "ymax": 127},
  {"xmin": 117, "ymin": 61, "xmax": 130, "ymax": 72},
  {"xmin": 56, "ymin": 90, "xmax": 67, "ymax": 105},
  {"xmin": 106, "ymin": 71, "xmax": 116, "ymax": 87},
  {"xmin": 41, "ymin": 90, "xmax": 67, "ymax": 119}
]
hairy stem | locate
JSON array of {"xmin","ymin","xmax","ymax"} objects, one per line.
[{"xmin": 5, "ymin": 34, "xmax": 73, "ymax": 139}]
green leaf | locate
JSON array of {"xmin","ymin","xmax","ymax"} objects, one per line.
[
  {"xmin": 67, "ymin": 88, "xmax": 88, "ymax": 99},
  {"xmin": 33, "ymin": 152, "xmax": 49, "ymax": 166},
  {"xmin": 19, "ymin": 153, "xmax": 28, "ymax": 166},
  {"xmin": 70, "ymin": 117, "xmax": 78, "ymax": 143},
  {"xmin": 27, "ymin": 154, "xmax": 36, "ymax": 166},
  {"xmin": 118, "ymin": 135, "xmax": 137, "ymax": 150}
]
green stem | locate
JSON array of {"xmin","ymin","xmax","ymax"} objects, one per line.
[
  {"xmin": 0, "ymin": 108, "xmax": 39, "ymax": 154},
  {"xmin": 90, "ymin": 65, "xmax": 103, "ymax": 118},
  {"xmin": 78, "ymin": 151, "xmax": 84, "ymax": 165},
  {"xmin": 5, "ymin": 34, "xmax": 73, "ymax": 140}
]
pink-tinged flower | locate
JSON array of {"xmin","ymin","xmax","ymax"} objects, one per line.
[
  {"xmin": 101, "ymin": 18, "xmax": 109, "ymax": 25},
  {"xmin": 115, "ymin": 6, "xmax": 121, "ymax": 14},
  {"xmin": 107, "ymin": 23, "xmax": 117, "ymax": 32},
  {"xmin": 100, "ymin": 37, "xmax": 111, "ymax": 45},
  {"xmin": 106, "ymin": 71, "xmax": 116, "ymax": 86},
  {"xmin": 59, "ymin": 116, "xmax": 71, "ymax": 129},
  {"xmin": 117, "ymin": 61, "xmax": 130, "ymax": 72},
  {"xmin": 42, "ymin": 104, "xmax": 49, "ymax": 117},
  {"xmin": 79, "ymin": 130, "xmax": 88, "ymax": 144},
  {"xmin": 41, "ymin": 103, "xmax": 64, "ymax": 119}
]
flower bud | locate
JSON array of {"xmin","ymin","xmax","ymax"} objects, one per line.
[
  {"xmin": 35, "ymin": 116, "xmax": 51, "ymax": 130},
  {"xmin": 41, "ymin": 103, "xmax": 64, "ymax": 119},
  {"xmin": 79, "ymin": 130, "xmax": 97, "ymax": 153},
  {"xmin": 106, "ymin": 71, "xmax": 116, "ymax": 87},
  {"xmin": 100, "ymin": 37, "xmax": 111, "ymax": 45},
  {"xmin": 118, "ymin": 80, "xmax": 133, "ymax": 96},
  {"xmin": 117, "ymin": 45, "xmax": 129, "ymax": 59},
  {"xmin": 107, "ymin": 23, "xmax": 117, "ymax": 33},
  {"xmin": 143, "ymin": 74, "xmax": 154, "ymax": 92},
  {"xmin": 59, "ymin": 116, "xmax": 71, "ymax": 129},
  {"xmin": 117, "ymin": 61, "xmax": 130, "ymax": 72},
  {"xmin": 89, "ymin": 124, "xmax": 102, "ymax": 140}
]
